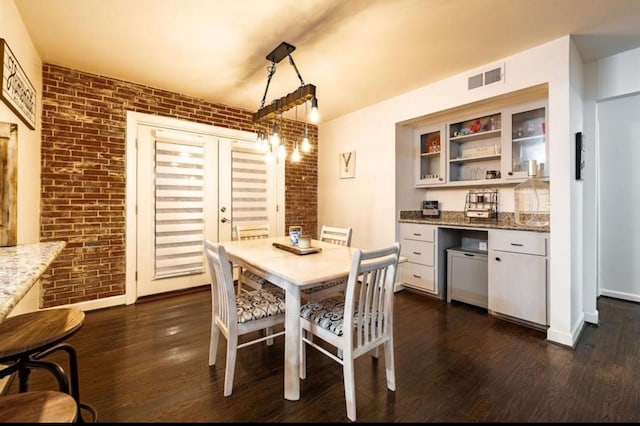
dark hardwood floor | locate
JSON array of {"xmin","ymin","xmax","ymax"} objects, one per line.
[{"xmin": 6, "ymin": 288, "xmax": 640, "ymax": 422}]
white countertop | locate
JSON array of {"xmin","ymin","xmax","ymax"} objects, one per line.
[{"xmin": 0, "ymin": 241, "xmax": 66, "ymax": 321}]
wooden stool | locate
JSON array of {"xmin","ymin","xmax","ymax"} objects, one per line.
[
  {"xmin": 0, "ymin": 308, "xmax": 96, "ymax": 422},
  {"xmin": 0, "ymin": 390, "xmax": 77, "ymax": 422}
]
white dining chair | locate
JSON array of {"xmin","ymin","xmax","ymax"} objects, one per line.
[
  {"xmin": 301, "ymin": 225, "xmax": 353, "ymax": 303},
  {"xmin": 299, "ymin": 242, "xmax": 401, "ymax": 422},
  {"xmin": 204, "ymin": 239, "xmax": 286, "ymax": 397},
  {"xmin": 235, "ymin": 223, "xmax": 270, "ymax": 241},
  {"xmin": 234, "ymin": 223, "xmax": 273, "ymax": 294}
]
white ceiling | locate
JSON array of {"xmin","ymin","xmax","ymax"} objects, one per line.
[{"xmin": 13, "ymin": 0, "xmax": 640, "ymax": 123}]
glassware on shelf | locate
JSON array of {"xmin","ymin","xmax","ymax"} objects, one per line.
[{"xmin": 514, "ymin": 160, "xmax": 550, "ymax": 227}]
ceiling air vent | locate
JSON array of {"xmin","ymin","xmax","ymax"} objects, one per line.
[{"xmin": 467, "ymin": 63, "xmax": 505, "ymax": 90}]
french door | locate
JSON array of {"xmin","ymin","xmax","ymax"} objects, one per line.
[
  {"xmin": 136, "ymin": 125, "xmax": 220, "ymax": 297},
  {"xmin": 130, "ymin": 113, "xmax": 284, "ymax": 300}
]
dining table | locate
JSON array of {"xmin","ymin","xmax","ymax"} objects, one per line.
[{"xmin": 219, "ymin": 235, "xmax": 358, "ymax": 401}]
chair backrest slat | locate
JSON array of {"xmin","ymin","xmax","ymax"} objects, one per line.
[
  {"xmin": 320, "ymin": 225, "xmax": 353, "ymax": 247},
  {"xmin": 235, "ymin": 223, "xmax": 270, "ymax": 240}
]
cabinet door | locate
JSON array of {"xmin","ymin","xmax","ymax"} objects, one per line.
[
  {"xmin": 414, "ymin": 125, "xmax": 446, "ymax": 186},
  {"xmin": 447, "ymin": 250, "xmax": 488, "ymax": 308},
  {"xmin": 488, "ymin": 251, "xmax": 547, "ymax": 326},
  {"xmin": 502, "ymin": 100, "xmax": 548, "ymax": 180}
]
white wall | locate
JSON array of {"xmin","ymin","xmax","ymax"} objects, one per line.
[
  {"xmin": 319, "ymin": 36, "xmax": 578, "ymax": 346},
  {"xmin": 1, "ymin": 0, "xmax": 44, "ymax": 313},
  {"xmin": 583, "ymin": 46, "xmax": 640, "ymax": 315}
]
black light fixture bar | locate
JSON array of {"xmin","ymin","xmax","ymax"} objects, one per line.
[{"xmin": 253, "ymin": 83, "xmax": 316, "ymax": 123}]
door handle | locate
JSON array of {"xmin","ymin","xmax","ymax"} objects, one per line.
[
  {"xmin": 220, "ymin": 206, "xmax": 227, "ymax": 213},
  {"xmin": 221, "ymin": 217, "xmax": 229, "ymax": 223}
]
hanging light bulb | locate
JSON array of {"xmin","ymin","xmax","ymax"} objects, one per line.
[
  {"xmin": 292, "ymin": 140, "xmax": 301, "ymax": 162},
  {"xmin": 309, "ymin": 97, "xmax": 319, "ymax": 123},
  {"xmin": 277, "ymin": 137, "xmax": 287, "ymax": 160},
  {"xmin": 257, "ymin": 132, "xmax": 267, "ymax": 152},
  {"xmin": 301, "ymin": 126, "xmax": 311, "ymax": 152},
  {"xmin": 262, "ymin": 132, "xmax": 270, "ymax": 152},
  {"xmin": 265, "ymin": 142, "xmax": 274, "ymax": 163},
  {"xmin": 271, "ymin": 119, "xmax": 280, "ymax": 149}
]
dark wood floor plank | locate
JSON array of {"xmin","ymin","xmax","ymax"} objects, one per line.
[{"xmin": 5, "ymin": 288, "xmax": 640, "ymax": 422}]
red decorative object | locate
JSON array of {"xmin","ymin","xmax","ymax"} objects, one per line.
[
  {"xmin": 469, "ymin": 119, "xmax": 482, "ymax": 133},
  {"xmin": 428, "ymin": 135, "xmax": 440, "ymax": 153}
]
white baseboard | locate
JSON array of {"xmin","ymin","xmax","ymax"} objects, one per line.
[
  {"xmin": 44, "ymin": 294, "xmax": 127, "ymax": 313},
  {"xmin": 600, "ymin": 289, "xmax": 640, "ymax": 303}
]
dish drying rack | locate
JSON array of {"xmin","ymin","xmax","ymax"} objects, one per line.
[{"xmin": 464, "ymin": 189, "xmax": 498, "ymax": 220}]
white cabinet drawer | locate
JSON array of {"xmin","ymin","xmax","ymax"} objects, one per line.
[
  {"xmin": 400, "ymin": 262, "xmax": 435, "ymax": 292},
  {"xmin": 401, "ymin": 239, "xmax": 434, "ymax": 266},
  {"xmin": 400, "ymin": 223, "xmax": 435, "ymax": 242},
  {"xmin": 490, "ymin": 229, "xmax": 547, "ymax": 256}
]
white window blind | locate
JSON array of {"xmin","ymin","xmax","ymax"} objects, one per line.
[
  {"xmin": 231, "ymin": 150, "xmax": 269, "ymax": 239},
  {"xmin": 154, "ymin": 140, "xmax": 205, "ymax": 279}
]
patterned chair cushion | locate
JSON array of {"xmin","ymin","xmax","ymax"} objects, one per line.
[
  {"xmin": 236, "ymin": 289, "xmax": 285, "ymax": 324},
  {"xmin": 300, "ymin": 297, "xmax": 346, "ymax": 336}
]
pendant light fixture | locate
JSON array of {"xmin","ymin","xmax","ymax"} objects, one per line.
[{"xmin": 253, "ymin": 41, "xmax": 319, "ymax": 161}]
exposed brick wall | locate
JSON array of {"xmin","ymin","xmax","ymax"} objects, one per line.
[
  {"xmin": 280, "ymin": 120, "xmax": 318, "ymax": 238},
  {"xmin": 40, "ymin": 64, "xmax": 317, "ymax": 308}
]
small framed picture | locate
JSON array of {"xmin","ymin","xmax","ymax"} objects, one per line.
[{"xmin": 339, "ymin": 151, "xmax": 356, "ymax": 179}]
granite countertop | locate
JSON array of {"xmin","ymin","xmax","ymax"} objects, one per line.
[
  {"xmin": 399, "ymin": 210, "xmax": 550, "ymax": 233},
  {"xmin": 0, "ymin": 241, "xmax": 66, "ymax": 321}
]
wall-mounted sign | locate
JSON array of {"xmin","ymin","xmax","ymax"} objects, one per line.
[{"xmin": 0, "ymin": 39, "xmax": 36, "ymax": 130}]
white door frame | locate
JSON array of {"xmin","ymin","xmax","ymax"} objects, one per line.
[
  {"xmin": 595, "ymin": 94, "xmax": 640, "ymax": 303},
  {"xmin": 125, "ymin": 111, "xmax": 284, "ymax": 304}
]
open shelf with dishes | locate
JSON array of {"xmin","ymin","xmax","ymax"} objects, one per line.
[{"xmin": 448, "ymin": 112, "xmax": 502, "ymax": 183}]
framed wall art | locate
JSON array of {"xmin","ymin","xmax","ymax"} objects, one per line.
[
  {"xmin": 339, "ymin": 151, "xmax": 356, "ymax": 179},
  {"xmin": 0, "ymin": 39, "xmax": 36, "ymax": 130}
]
